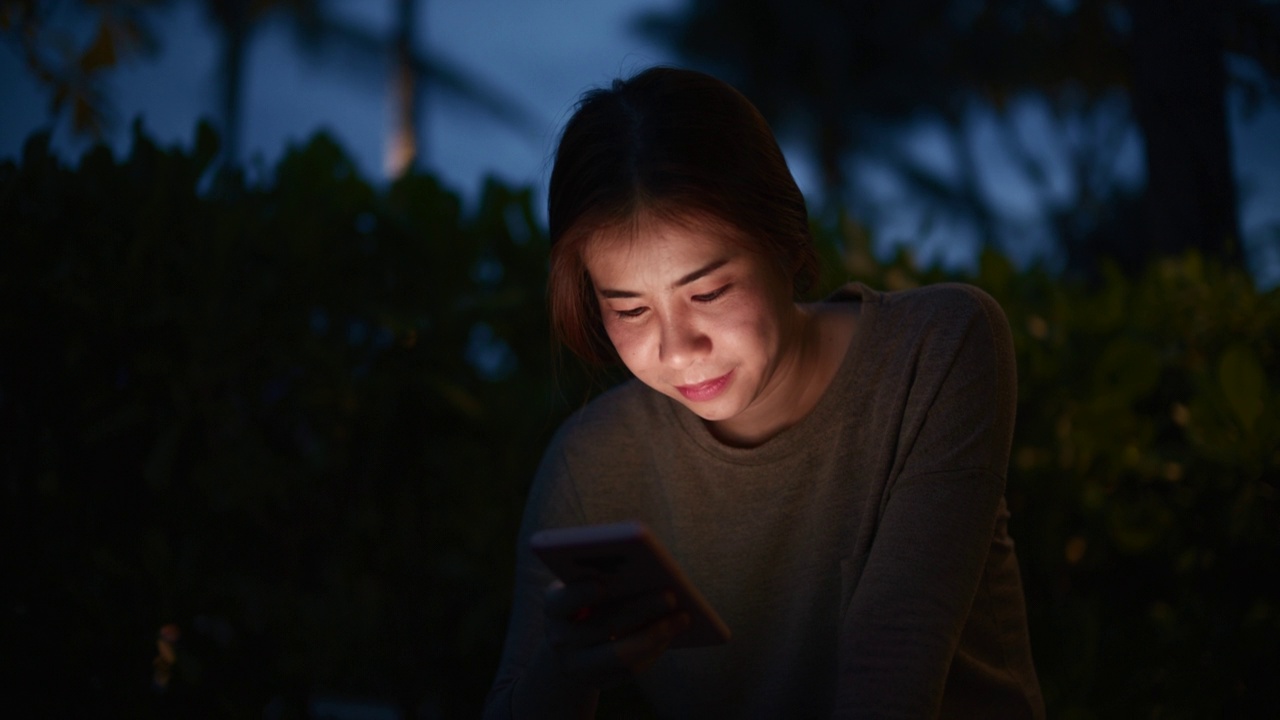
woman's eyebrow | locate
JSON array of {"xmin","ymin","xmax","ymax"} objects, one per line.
[
  {"xmin": 598, "ymin": 258, "xmax": 731, "ymax": 299},
  {"xmin": 674, "ymin": 258, "xmax": 730, "ymax": 288}
]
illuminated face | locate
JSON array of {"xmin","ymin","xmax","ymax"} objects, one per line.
[{"xmin": 584, "ymin": 218, "xmax": 807, "ymax": 443}]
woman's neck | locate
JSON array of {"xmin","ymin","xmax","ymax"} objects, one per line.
[{"xmin": 706, "ymin": 303, "xmax": 857, "ymax": 448}]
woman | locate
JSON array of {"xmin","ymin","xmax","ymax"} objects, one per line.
[{"xmin": 485, "ymin": 67, "xmax": 1044, "ymax": 718}]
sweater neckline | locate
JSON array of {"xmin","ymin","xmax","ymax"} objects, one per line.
[{"xmin": 666, "ymin": 282, "xmax": 880, "ymax": 465}]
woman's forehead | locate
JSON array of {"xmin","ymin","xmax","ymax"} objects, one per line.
[
  {"xmin": 583, "ymin": 209, "xmax": 750, "ymax": 258},
  {"xmin": 583, "ymin": 218, "xmax": 738, "ymax": 270}
]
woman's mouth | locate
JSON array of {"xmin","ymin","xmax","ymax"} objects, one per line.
[{"xmin": 676, "ymin": 371, "xmax": 733, "ymax": 402}]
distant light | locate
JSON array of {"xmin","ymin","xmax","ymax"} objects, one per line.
[{"xmin": 465, "ymin": 322, "xmax": 516, "ymax": 381}]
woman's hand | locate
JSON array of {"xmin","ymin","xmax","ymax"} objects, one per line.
[{"xmin": 543, "ymin": 579, "xmax": 691, "ymax": 689}]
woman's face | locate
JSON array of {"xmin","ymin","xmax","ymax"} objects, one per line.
[{"xmin": 583, "ymin": 218, "xmax": 804, "ymax": 438}]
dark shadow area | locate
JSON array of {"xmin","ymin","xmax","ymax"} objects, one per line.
[{"xmin": 2, "ymin": 1, "xmax": 1279, "ymax": 717}]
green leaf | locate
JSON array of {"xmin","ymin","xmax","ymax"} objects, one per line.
[
  {"xmin": 1219, "ymin": 343, "xmax": 1267, "ymax": 432},
  {"xmin": 1107, "ymin": 493, "xmax": 1173, "ymax": 555},
  {"xmin": 978, "ymin": 247, "xmax": 1014, "ymax": 295},
  {"xmin": 1093, "ymin": 337, "xmax": 1162, "ymax": 401}
]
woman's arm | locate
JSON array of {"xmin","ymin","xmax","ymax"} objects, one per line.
[
  {"xmin": 834, "ymin": 286, "xmax": 1018, "ymax": 718},
  {"xmin": 484, "ymin": 564, "xmax": 603, "ymax": 719},
  {"xmin": 484, "ymin": 436, "xmax": 595, "ymax": 719},
  {"xmin": 484, "ymin": 429, "xmax": 689, "ymax": 719},
  {"xmin": 487, "ymin": 576, "xmax": 687, "ymax": 719}
]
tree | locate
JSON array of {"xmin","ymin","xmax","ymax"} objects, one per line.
[
  {"xmin": 2, "ymin": 0, "xmax": 542, "ymax": 178},
  {"xmin": 386, "ymin": 0, "xmax": 421, "ymax": 177},
  {"xmin": 638, "ymin": 0, "xmax": 1280, "ymax": 274},
  {"xmin": 0, "ymin": 0, "xmax": 165, "ymax": 136},
  {"xmin": 278, "ymin": 0, "xmax": 543, "ymax": 179}
]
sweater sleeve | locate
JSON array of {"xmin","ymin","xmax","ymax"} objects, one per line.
[
  {"xmin": 834, "ymin": 286, "xmax": 1018, "ymax": 718},
  {"xmin": 483, "ymin": 426, "xmax": 590, "ymax": 719}
]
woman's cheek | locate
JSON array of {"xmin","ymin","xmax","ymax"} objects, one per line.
[{"xmin": 604, "ymin": 321, "xmax": 644, "ymax": 361}]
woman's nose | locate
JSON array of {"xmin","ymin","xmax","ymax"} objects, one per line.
[{"xmin": 658, "ymin": 316, "xmax": 709, "ymax": 368}]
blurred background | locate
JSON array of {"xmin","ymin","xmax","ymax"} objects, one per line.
[{"xmin": 2, "ymin": 1, "xmax": 1278, "ymax": 717}]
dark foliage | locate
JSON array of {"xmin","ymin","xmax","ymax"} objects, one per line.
[
  {"xmin": 0, "ymin": 123, "xmax": 584, "ymax": 717},
  {"xmin": 2, "ymin": 127, "xmax": 1277, "ymax": 718}
]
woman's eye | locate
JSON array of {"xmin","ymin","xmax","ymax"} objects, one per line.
[
  {"xmin": 615, "ymin": 307, "xmax": 646, "ymax": 319},
  {"xmin": 693, "ymin": 285, "xmax": 729, "ymax": 303}
]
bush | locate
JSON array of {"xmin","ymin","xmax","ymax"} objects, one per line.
[
  {"xmin": 977, "ymin": 252, "xmax": 1280, "ymax": 719},
  {"xmin": 818, "ymin": 225, "xmax": 1280, "ymax": 718},
  {"xmin": 2, "ymin": 125, "xmax": 1276, "ymax": 718},
  {"xmin": 1, "ymin": 123, "xmax": 569, "ymax": 717}
]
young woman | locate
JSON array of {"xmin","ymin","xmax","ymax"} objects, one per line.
[{"xmin": 485, "ymin": 67, "xmax": 1044, "ymax": 719}]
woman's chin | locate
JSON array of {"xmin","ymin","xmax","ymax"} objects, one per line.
[{"xmin": 677, "ymin": 397, "xmax": 740, "ymax": 423}]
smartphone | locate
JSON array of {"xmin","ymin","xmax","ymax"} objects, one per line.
[{"xmin": 530, "ymin": 521, "xmax": 731, "ymax": 648}]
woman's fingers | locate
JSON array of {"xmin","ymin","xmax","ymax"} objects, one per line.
[
  {"xmin": 542, "ymin": 579, "xmax": 692, "ymax": 689},
  {"xmin": 551, "ymin": 588, "xmax": 677, "ymax": 648},
  {"xmin": 543, "ymin": 578, "xmax": 604, "ymax": 621},
  {"xmin": 557, "ymin": 611, "xmax": 692, "ymax": 688},
  {"xmin": 613, "ymin": 611, "xmax": 691, "ymax": 673}
]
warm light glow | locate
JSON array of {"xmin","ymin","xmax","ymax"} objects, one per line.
[
  {"xmin": 1064, "ymin": 536, "xmax": 1088, "ymax": 565},
  {"xmin": 152, "ymin": 623, "xmax": 180, "ymax": 690}
]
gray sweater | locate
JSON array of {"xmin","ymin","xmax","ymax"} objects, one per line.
[{"xmin": 487, "ymin": 282, "xmax": 1045, "ymax": 718}]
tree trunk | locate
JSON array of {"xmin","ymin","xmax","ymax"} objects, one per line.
[
  {"xmin": 385, "ymin": 0, "xmax": 421, "ymax": 179},
  {"xmin": 215, "ymin": 0, "xmax": 251, "ymax": 168},
  {"xmin": 1129, "ymin": 0, "xmax": 1244, "ymax": 269}
]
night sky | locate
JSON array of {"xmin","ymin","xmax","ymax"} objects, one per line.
[{"xmin": 3, "ymin": 0, "xmax": 1277, "ymax": 284}]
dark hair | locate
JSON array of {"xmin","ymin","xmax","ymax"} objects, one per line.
[{"xmin": 547, "ymin": 66, "xmax": 817, "ymax": 365}]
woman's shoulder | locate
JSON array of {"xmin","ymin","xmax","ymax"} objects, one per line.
[
  {"xmin": 832, "ymin": 281, "xmax": 1009, "ymax": 348},
  {"xmin": 831, "ymin": 280, "xmax": 1004, "ymax": 322},
  {"xmin": 824, "ymin": 281, "xmax": 1014, "ymax": 401},
  {"xmin": 552, "ymin": 378, "xmax": 673, "ymax": 453},
  {"xmin": 903, "ymin": 281, "xmax": 1005, "ymax": 321}
]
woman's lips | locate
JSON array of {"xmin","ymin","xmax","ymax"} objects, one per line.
[{"xmin": 676, "ymin": 371, "xmax": 732, "ymax": 402}]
